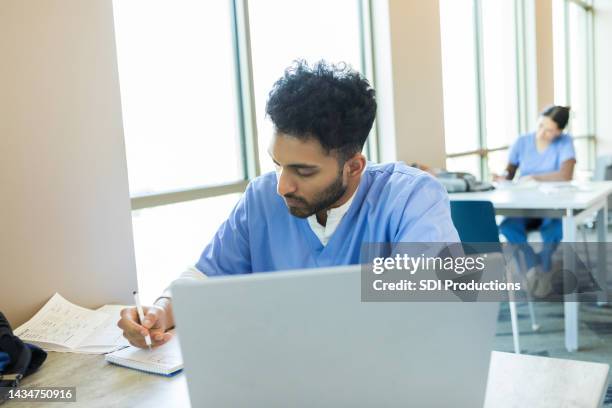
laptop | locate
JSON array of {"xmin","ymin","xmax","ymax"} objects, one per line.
[{"xmin": 172, "ymin": 265, "xmax": 500, "ymax": 407}]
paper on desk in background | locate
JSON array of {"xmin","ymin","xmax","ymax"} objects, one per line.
[
  {"xmin": 538, "ymin": 182, "xmax": 591, "ymax": 194},
  {"xmin": 14, "ymin": 293, "xmax": 129, "ymax": 354},
  {"xmin": 495, "ymin": 179, "xmax": 539, "ymax": 189},
  {"xmin": 496, "ymin": 180, "xmax": 592, "ymax": 194}
]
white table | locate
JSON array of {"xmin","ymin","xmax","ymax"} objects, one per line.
[
  {"xmin": 484, "ymin": 351, "xmax": 609, "ymax": 407},
  {"xmin": 450, "ymin": 181, "xmax": 612, "ymax": 352}
]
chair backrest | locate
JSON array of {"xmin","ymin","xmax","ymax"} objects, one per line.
[
  {"xmin": 594, "ymin": 155, "xmax": 612, "ymax": 181},
  {"xmin": 593, "ymin": 155, "xmax": 612, "ymax": 213},
  {"xmin": 450, "ymin": 200, "xmax": 500, "ymax": 244}
]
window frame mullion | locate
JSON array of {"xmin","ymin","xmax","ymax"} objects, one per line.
[
  {"xmin": 359, "ymin": 0, "xmax": 380, "ymax": 162},
  {"xmin": 231, "ymin": 0, "xmax": 260, "ymax": 181},
  {"xmin": 473, "ymin": 0, "xmax": 488, "ymax": 180}
]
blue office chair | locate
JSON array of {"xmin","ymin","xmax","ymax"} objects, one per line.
[
  {"xmin": 450, "ymin": 200, "xmax": 501, "ymax": 245},
  {"xmin": 450, "ymin": 200, "xmax": 538, "ymax": 354}
]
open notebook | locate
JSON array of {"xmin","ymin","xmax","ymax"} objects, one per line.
[
  {"xmin": 105, "ymin": 333, "xmax": 183, "ymax": 376},
  {"xmin": 14, "ymin": 293, "xmax": 128, "ymax": 354}
]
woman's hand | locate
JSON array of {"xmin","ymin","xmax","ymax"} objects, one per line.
[
  {"xmin": 518, "ymin": 175, "xmax": 535, "ymax": 183},
  {"xmin": 491, "ymin": 173, "xmax": 506, "ymax": 182}
]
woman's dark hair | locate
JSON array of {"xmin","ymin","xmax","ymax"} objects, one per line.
[
  {"xmin": 540, "ymin": 105, "xmax": 571, "ymax": 130},
  {"xmin": 265, "ymin": 60, "xmax": 377, "ymax": 162}
]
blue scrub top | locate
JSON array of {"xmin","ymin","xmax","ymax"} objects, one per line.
[
  {"xmin": 195, "ymin": 162, "xmax": 460, "ymax": 276},
  {"xmin": 508, "ymin": 132, "xmax": 576, "ymax": 176}
]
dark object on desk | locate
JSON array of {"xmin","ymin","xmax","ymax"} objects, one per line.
[
  {"xmin": 437, "ymin": 171, "xmax": 495, "ymax": 193},
  {"xmin": 0, "ymin": 312, "xmax": 47, "ymax": 404},
  {"xmin": 408, "ymin": 163, "xmax": 494, "ymax": 193}
]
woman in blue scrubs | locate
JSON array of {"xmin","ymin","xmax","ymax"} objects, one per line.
[{"xmin": 498, "ymin": 106, "xmax": 575, "ymax": 297}]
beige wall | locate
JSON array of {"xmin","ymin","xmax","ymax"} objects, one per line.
[
  {"xmin": 0, "ymin": 0, "xmax": 137, "ymax": 326},
  {"xmin": 372, "ymin": 0, "xmax": 447, "ymax": 168},
  {"xmin": 595, "ymin": 0, "xmax": 612, "ymax": 155},
  {"xmin": 535, "ymin": 0, "xmax": 555, "ymax": 111}
]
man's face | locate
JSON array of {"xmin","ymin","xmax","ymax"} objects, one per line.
[{"xmin": 269, "ymin": 133, "xmax": 347, "ymax": 218}]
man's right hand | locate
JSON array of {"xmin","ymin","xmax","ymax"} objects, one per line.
[{"xmin": 117, "ymin": 304, "xmax": 173, "ymax": 349}]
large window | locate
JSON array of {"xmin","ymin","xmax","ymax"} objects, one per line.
[
  {"xmin": 112, "ymin": 0, "xmax": 247, "ymax": 302},
  {"xmin": 553, "ymin": 0, "xmax": 595, "ymax": 173},
  {"xmin": 113, "ymin": 0, "xmax": 372, "ymax": 302},
  {"xmin": 440, "ymin": 0, "xmax": 533, "ymax": 179},
  {"xmin": 439, "ymin": 0, "xmax": 480, "ymax": 158},
  {"xmin": 248, "ymin": 0, "xmax": 366, "ymax": 173}
]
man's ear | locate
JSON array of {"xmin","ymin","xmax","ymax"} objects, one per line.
[{"xmin": 345, "ymin": 153, "xmax": 366, "ymax": 177}]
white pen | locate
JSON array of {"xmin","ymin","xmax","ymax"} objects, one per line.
[{"xmin": 133, "ymin": 290, "xmax": 152, "ymax": 350}]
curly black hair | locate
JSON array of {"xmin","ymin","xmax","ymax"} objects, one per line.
[{"xmin": 265, "ymin": 60, "xmax": 377, "ymax": 162}]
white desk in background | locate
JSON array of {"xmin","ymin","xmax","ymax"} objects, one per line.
[{"xmin": 450, "ymin": 181, "xmax": 612, "ymax": 352}]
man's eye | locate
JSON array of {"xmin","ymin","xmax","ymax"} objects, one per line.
[{"xmin": 296, "ymin": 170, "xmax": 316, "ymax": 177}]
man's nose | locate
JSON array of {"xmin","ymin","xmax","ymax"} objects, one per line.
[{"xmin": 277, "ymin": 169, "xmax": 297, "ymax": 196}]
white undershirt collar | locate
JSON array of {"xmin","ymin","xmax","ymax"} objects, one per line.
[{"xmin": 306, "ymin": 186, "xmax": 358, "ymax": 246}]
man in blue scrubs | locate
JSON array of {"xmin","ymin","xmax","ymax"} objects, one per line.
[{"xmin": 118, "ymin": 61, "xmax": 459, "ymax": 348}]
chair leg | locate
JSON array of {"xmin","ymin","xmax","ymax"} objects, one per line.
[
  {"xmin": 527, "ymin": 301, "xmax": 540, "ymax": 332},
  {"xmin": 509, "ymin": 301, "xmax": 521, "ymax": 354},
  {"xmin": 510, "ymin": 245, "xmax": 542, "ymax": 333}
]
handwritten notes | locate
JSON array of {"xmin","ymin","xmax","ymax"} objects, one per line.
[{"xmin": 14, "ymin": 293, "xmax": 128, "ymax": 354}]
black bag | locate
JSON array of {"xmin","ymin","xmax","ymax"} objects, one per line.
[
  {"xmin": 0, "ymin": 312, "xmax": 47, "ymax": 404},
  {"xmin": 436, "ymin": 171, "xmax": 495, "ymax": 193}
]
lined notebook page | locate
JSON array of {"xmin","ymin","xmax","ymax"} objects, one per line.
[
  {"xmin": 105, "ymin": 333, "xmax": 183, "ymax": 376},
  {"xmin": 14, "ymin": 293, "xmax": 127, "ymax": 354}
]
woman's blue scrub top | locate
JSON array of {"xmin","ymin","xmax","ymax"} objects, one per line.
[{"xmin": 508, "ymin": 132, "xmax": 576, "ymax": 176}]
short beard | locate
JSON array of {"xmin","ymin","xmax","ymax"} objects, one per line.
[{"xmin": 285, "ymin": 171, "xmax": 347, "ymax": 218}]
